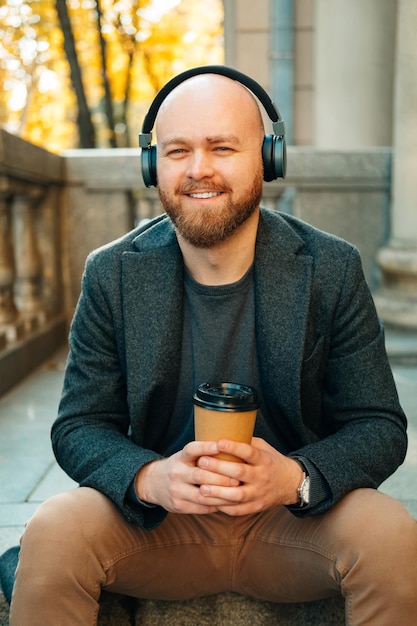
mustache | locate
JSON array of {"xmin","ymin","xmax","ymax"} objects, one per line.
[{"xmin": 177, "ymin": 182, "xmax": 231, "ymax": 194}]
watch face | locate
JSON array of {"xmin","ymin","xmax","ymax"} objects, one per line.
[{"xmin": 301, "ymin": 476, "xmax": 310, "ymax": 505}]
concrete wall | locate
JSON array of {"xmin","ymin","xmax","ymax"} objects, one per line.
[{"xmin": 286, "ymin": 149, "xmax": 391, "ymax": 287}]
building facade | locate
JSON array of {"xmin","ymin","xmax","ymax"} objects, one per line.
[{"xmin": 223, "ymin": 0, "xmax": 417, "ymax": 330}]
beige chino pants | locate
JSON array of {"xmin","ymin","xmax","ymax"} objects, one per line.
[{"xmin": 9, "ymin": 486, "xmax": 417, "ymax": 625}]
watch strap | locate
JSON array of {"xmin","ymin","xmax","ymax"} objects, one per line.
[{"xmin": 289, "ymin": 455, "xmax": 331, "ymax": 511}]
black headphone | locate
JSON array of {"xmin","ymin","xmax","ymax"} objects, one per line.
[{"xmin": 138, "ymin": 65, "xmax": 286, "ymax": 188}]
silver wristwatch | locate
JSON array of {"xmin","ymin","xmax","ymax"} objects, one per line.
[{"xmin": 297, "ymin": 472, "xmax": 311, "ymax": 507}]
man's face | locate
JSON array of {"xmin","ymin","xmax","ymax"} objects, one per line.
[{"xmin": 155, "ymin": 75, "xmax": 264, "ymax": 248}]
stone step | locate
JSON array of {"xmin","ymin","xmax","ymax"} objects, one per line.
[{"xmin": 98, "ymin": 592, "xmax": 345, "ymax": 625}]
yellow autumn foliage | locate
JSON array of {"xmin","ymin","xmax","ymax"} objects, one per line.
[{"xmin": 0, "ymin": 0, "xmax": 224, "ymax": 152}]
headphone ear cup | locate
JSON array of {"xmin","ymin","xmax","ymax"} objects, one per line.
[
  {"xmin": 262, "ymin": 134, "xmax": 287, "ymax": 181},
  {"xmin": 141, "ymin": 145, "xmax": 158, "ymax": 187}
]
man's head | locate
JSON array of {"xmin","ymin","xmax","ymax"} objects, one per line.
[
  {"xmin": 139, "ymin": 66, "xmax": 286, "ymax": 189},
  {"xmin": 154, "ymin": 73, "xmax": 266, "ymax": 248}
]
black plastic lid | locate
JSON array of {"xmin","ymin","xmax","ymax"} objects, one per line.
[{"xmin": 193, "ymin": 382, "xmax": 259, "ymax": 412}]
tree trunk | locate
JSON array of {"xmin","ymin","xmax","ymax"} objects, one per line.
[
  {"xmin": 55, "ymin": 0, "xmax": 96, "ymax": 148},
  {"xmin": 120, "ymin": 48, "xmax": 134, "ymax": 145},
  {"xmin": 96, "ymin": 0, "xmax": 116, "ymax": 147}
]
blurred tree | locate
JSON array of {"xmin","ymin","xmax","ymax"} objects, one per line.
[
  {"xmin": 0, "ymin": 0, "xmax": 224, "ymax": 152},
  {"xmin": 0, "ymin": 0, "xmax": 78, "ymax": 151},
  {"xmin": 96, "ymin": 0, "xmax": 116, "ymax": 147},
  {"xmin": 56, "ymin": 0, "xmax": 96, "ymax": 148}
]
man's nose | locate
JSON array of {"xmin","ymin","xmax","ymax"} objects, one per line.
[{"xmin": 186, "ymin": 151, "xmax": 214, "ymax": 179}]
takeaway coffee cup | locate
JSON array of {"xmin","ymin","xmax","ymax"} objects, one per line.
[{"xmin": 193, "ymin": 382, "xmax": 259, "ymax": 462}]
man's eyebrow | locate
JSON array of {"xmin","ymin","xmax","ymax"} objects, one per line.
[
  {"xmin": 159, "ymin": 136, "xmax": 188, "ymax": 149},
  {"xmin": 159, "ymin": 134, "xmax": 241, "ymax": 149},
  {"xmin": 206, "ymin": 134, "xmax": 240, "ymax": 144}
]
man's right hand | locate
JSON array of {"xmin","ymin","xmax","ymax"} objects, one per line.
[{"xmin": 135, "ymin": 441, "xmax": 240, "ymax": 514}]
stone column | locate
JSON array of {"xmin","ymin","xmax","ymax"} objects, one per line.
[
  {"xmin": 13, "ymin": 184, "xmax": 46, "ymax": 330},
  {"xmin": 0, "ymin": 177, "xmax": 25, "ymax": 345},
  {"xmin": 0, "ymin": 178, "xmax": 17, "ymax": 326},
  {"xmin": 314, "ymin": 0, "xmax": 397, "ymax": 147},
  {"xmin": 375, "ymin": 0, "xmax": 417, "ymax": 329}
]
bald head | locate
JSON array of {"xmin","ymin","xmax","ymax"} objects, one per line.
[{"xmin": 155, "ymin": 73, "xmax": 265, "ymax": 144}]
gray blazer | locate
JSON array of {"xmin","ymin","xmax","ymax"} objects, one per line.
[{"xmin": 52, "ymin": 208, "xmax": 407, "ymax": 527}]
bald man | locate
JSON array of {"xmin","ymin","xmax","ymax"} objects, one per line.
[{"xmin": 10, "ymin": 69, "xmax": 417, "ymax": 625}]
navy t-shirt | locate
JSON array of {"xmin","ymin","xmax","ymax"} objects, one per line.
[{"xmin": 158, "ymin": 265, "xmax": 287, "ymax": 457}]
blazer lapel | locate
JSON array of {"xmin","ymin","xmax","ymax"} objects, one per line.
[
  {"xmin": 121, "ymin": 218, "xmax": 184, "ymax": 430},
  {"xmin": 255, "ymin": 210, "xmax": 313, "ymax": 439}
]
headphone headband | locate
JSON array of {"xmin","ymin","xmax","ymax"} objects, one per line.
[{"xmin": 139, "ymin": 65, "xmax": 286, "ymax": 186}]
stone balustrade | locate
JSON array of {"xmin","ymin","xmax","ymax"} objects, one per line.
[
  {"xmin": 0, "ymin": 129, "xmax": 394, "ymax": 395},
  {"xmin": 0, "ymin": 131, "xmax": 66, "ymax": 394}
]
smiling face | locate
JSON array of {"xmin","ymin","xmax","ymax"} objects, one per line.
[{"xmin": 155, "ymin": 74, "xmax": 265, "ymax": 248}]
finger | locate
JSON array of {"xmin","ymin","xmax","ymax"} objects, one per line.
[
  {"xmin": 165, "ymin": 482, "xmax": 219, "ymax": 515},
  {"xmin": 197, "ymin": 455, "xmax": 249, "ymax": 483},
  {"xmin": 182, "ymin": 440, "xmax": 219, "ymax": 461},
  {"xmin": 216, "ymin": 440, "xmax": 259, "ymax": 464},
  {"xmin": 199, "ymin": 482, "xmax": 247, "ymax": 504},
  {"xmin": 192, "ymin": 466, "xmax": 240, "ymax": 488},
  {"xmin": 182, "ymin": 483, "xmax": 235, "ymax": 511}
]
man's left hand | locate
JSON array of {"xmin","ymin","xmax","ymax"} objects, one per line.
[{"xmin": 196, "ymin": 437, "xmax": 303, "ymax": 515}]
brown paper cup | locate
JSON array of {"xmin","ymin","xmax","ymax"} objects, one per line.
[{"xmin": 193, "ymin": 382, "xmax": 259, "ymax": 462}]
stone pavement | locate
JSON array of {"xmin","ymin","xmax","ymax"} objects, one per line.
[{"xmin": 0, "ymin": 346, "xmax": 76, "ymax": 556}]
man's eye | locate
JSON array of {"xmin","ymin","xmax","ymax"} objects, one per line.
[{"xmin": 168, "ymin": 148, "xmax": 186, "ymax": 156}]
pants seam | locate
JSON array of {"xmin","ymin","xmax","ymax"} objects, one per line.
[
  {"xmin": 255, "ymin": 533, "xmax": 339, "ymax": 566},
  {"xmin": 102, "ymin": 536, "xmax": 239, "ymax": 571},
  {"xmin": 251, "ymin": 534, "xmax": 346, "ymax": 593}
]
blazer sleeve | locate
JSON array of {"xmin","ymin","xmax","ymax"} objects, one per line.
[
  {"xmin": 290, "ymin": 246, "xmax": 407, "ymax": 517},
  {"xmin": 51, "ymin": 251, "xmax": 167, "ymax": 529}
]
